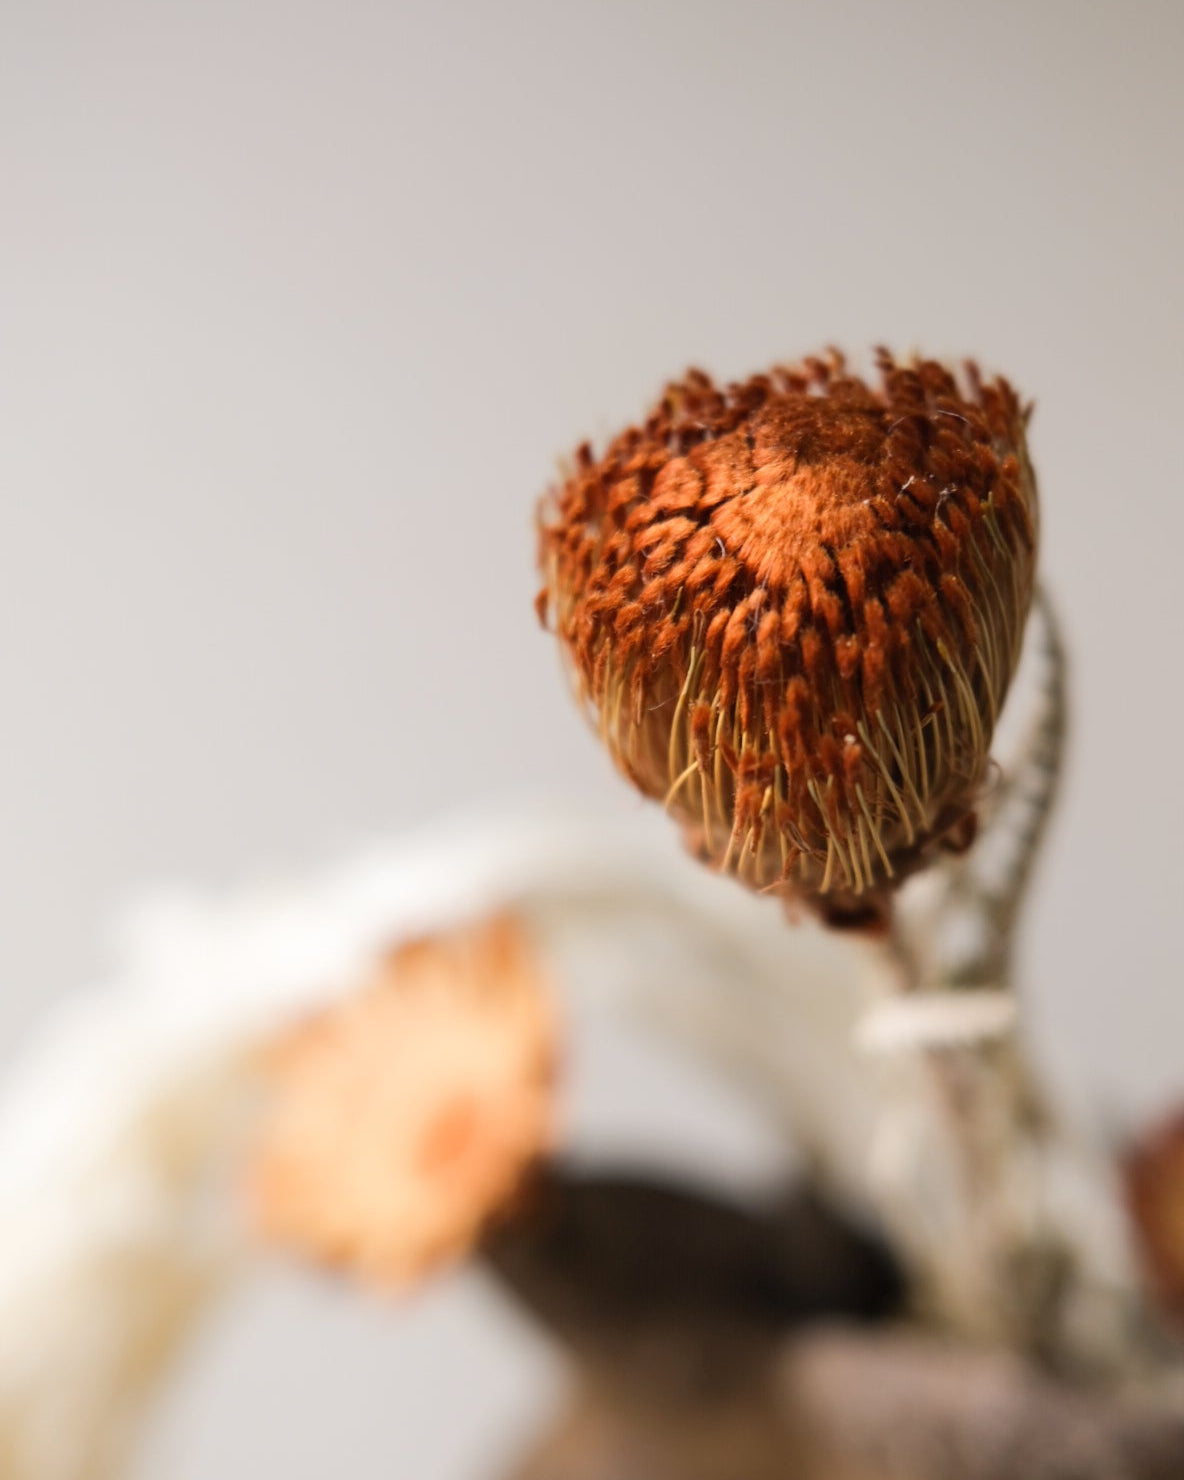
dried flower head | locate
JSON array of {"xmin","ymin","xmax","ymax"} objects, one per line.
[
  {"xmin": 1124, "ymin": 1111, "xmax": 1184, "ymax": 1325},
  {"xmin": 248, "ymin": 913, "xmax": 556, "ymax": 1286},
  {"xmin": 538, "ymin": 351, "xmax": 1037, "ymax": 925}
]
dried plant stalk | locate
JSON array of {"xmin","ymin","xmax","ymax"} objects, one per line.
[{"xmin": 856, "ymin": 592, "xmax": 1133, "ymax": 1363}]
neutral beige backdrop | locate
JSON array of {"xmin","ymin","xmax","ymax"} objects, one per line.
[{"xmin": 2, "ymin": 2, "xmax": 1182, "ymax": 1476}]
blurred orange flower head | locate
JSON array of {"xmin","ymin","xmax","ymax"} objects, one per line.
[{"xmin": 250, "ymin": 914, "xmax": 556, "ymax": 1286}]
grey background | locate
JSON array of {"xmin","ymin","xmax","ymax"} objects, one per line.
[{"xmin": 1, "ymin": 2, "xmax": 1182, "ymax": 1475}]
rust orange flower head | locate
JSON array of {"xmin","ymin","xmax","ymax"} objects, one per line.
[
  {"xmin": 538, "ymin": 350, "xmax": 1038, "ymax": 926},
  {"xmin": 248, "ymin": 914, "xmax": 556, "ymax": 1287}
]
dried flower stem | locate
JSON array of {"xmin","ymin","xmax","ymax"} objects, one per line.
[{"xmin": 861, "ymin": 594, "xmax": 1130, "ymax": 1361}]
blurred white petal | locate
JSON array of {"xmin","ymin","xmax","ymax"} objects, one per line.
[{"xmin": 0, "ymin": 809, "xmax": 875, "ymax": 1480}]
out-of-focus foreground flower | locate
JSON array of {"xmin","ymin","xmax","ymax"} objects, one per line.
[
  {"xmin": 0, "ymin": 812, "xmax": 875, "ymax": 1480},
  {"xmin": 250, "ymin": 914, "xmax": 556, "ymax": 1285},
  {"xmin": 0, "ymin": 810, "xmax": 1173, "ymax": 1480}
]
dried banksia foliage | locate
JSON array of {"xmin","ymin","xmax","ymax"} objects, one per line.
[
  {"xmin": 249, "ymin": 914, "xmax": 556, "ymax": 1286},
  {"xmin": 538, "ymin": 351, "xmax": 1038, "ymax": 924}
]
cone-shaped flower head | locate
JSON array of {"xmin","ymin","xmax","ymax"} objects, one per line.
[{"xmin": 538, "ymin": 351, "xmax": 1038, "ymax": 925}]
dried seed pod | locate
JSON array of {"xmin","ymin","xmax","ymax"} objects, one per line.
[
  {"xmin": 249, "ymin": 914, "xmax": 556, "ymax": 1286},
  {"xmin": 538, "ymin": 351, "xmax": 1037, "ymax": 926}
]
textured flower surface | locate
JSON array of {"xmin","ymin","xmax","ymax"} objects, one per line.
[
  {"xmin": 250, "ymin": 913, "xmax": 557, "ymax": 1284},
  {"xmin": 539, "ymin": 352, "xmax": 1038, "ymax": 923}
]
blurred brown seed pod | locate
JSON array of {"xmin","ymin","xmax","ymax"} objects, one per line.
[{"xmin": 538, "ymin": 351, "xmax": 1038, "ymax": 926}]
